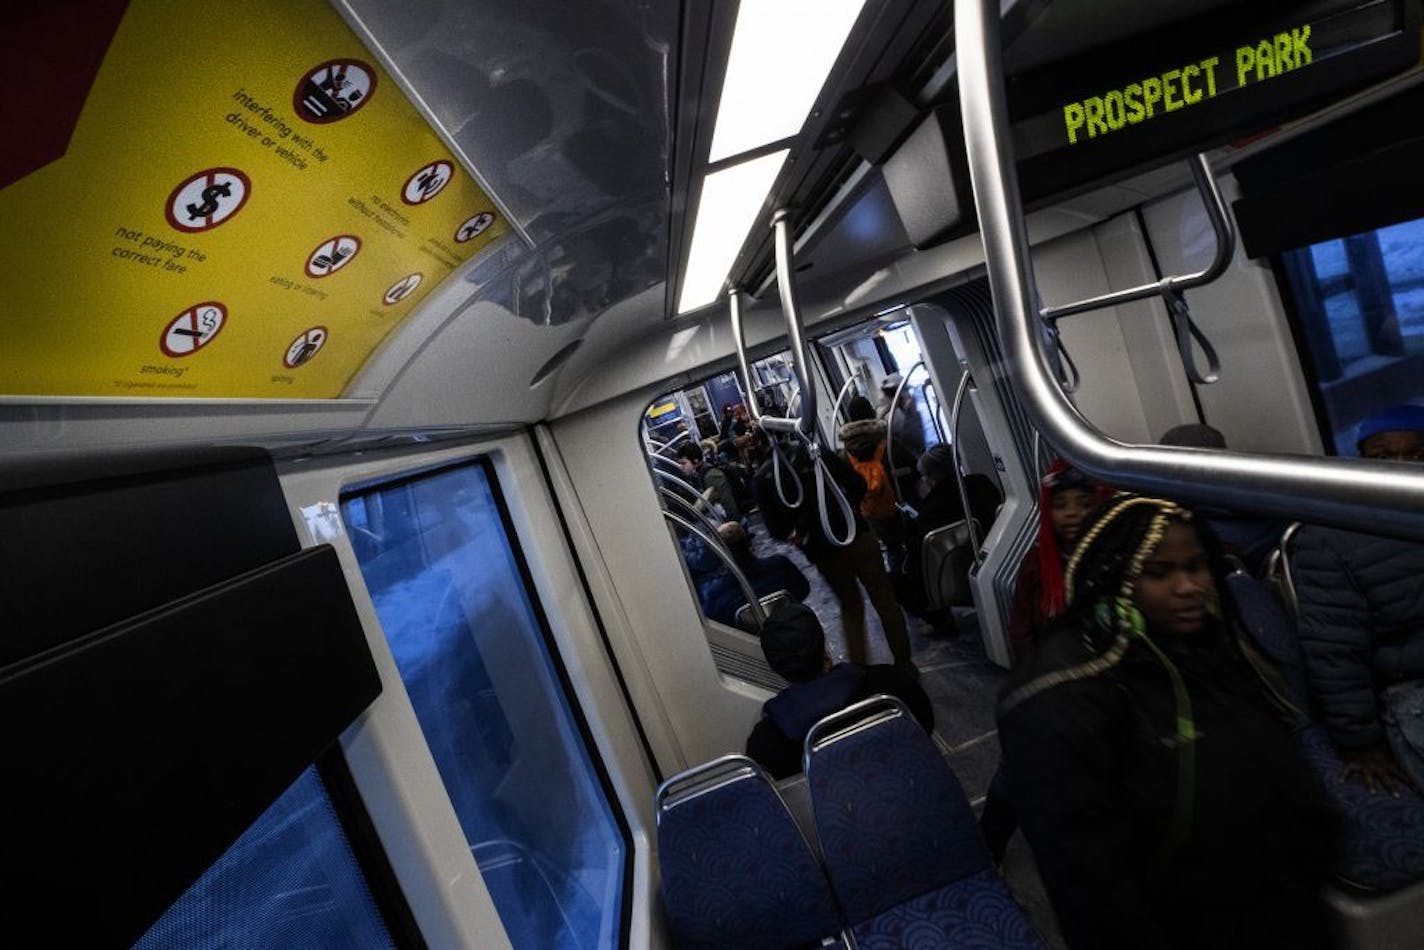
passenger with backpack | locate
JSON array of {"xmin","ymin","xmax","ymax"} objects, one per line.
[
  {"xmin": 753, "ymin": 441, "xmax": 914, "ymax": 670},
  {"xmin": 839, "ymin": 395, "xmax": 918, "ymax": 567}
]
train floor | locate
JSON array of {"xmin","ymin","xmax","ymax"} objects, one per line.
[{"xmin": 750, "ymin": 515, "xmax": 1068, "ymax": 948}]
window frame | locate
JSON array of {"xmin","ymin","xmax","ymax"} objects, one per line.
[
  {"xmin": 339, "ymin": 454, "xmax": 636, "ymax": 949},
  {"xmin": 1270, "ymin": 215, "xmax": 1424, "ymax": 457}
]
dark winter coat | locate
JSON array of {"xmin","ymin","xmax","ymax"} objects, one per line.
[
  {"xmin": 1292, "ymin": 525, "xmax": 1424, "ymax": 752},
  {"xmin": 702, "ymin": 550, "xmax": 811, "ymax": 626},
  {"xmin": 745, "ymin": 663, "xmax": 935, "ymax": 778},
  {"xmin": 998, "ymin": 618, "xmax": 1336, "ymax": 949}
]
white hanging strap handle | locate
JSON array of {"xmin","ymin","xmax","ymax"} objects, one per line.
[
  {"xmin": 1162, "ymin": 285, "xmax": 1222, "ymax": 385},
  {"xmin": 770, "ymin": 435, "xmax": 805, "ymax": 509},
  {"xmin": 805, "ymin": 436, "xmax": 857, "ymax": 548}
]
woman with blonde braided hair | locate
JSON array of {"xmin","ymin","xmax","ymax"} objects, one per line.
[{"xmin": 997, "ymin": 495, "xmax": 1338, "ymax": 950}]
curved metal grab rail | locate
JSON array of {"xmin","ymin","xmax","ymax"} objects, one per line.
[
  {"xmin": 658, "ymin": 485, "xmax": 729, "ymax": 545},
  {"xmin": 949, "ymin": 370, "xmax": 985, "ymax": 567},
  {"xmin": 923, "ymin": 378, "xmax": 949, "ymax": 445},
  {"xmin": 954, "ymin": 0, "xmax": 1424, "ymax": 539},
  {"xmin": 661, "ymin": 509, "xmax": 768, "ymax": 629},
  {"xmin": 1041, "ymin": 154, "xmax": 1236, "ymax": 321},
  {"xmin": 1041, "ymin": 153, "xmax": 1228, "ymax": 387},
  {"xmin": 725, "ymin": 215, "xmax": 858, "ymax": 547},
  {"xmin": 885, "ymin": 360, "xmax": 932, "ymax": 491},
  {"xmin": 829, "ymin": 375, "xmax": 858, "ymax": 452}
]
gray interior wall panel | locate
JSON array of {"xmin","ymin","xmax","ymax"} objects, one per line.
[
  {"xmin": 546, "ymin": 391, "xmax": 769, "ymax": 772},
  {"xmin": 1140, "ymin": 176, "xmax": 1323, "ymax": 455}
]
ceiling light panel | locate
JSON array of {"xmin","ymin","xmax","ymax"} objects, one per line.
[
  {"xmin": 677, "ymin": 150, "xmax": 789, "ymax": 314},
  {"xmin": 708, "ymin": 0, "xmax": 868, "ymax": 163}
]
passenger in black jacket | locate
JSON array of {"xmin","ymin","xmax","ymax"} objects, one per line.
[
  {"xmin": 1293, "ymin": 403, "xmax": 1424, "ymax": 793},
  {"xmin": 754, "ymin": 443, "xmax": 913, "ymax": 668},
  {"xmin": 999, "ymin": 495, "xmax": 1336, "ymax": 950},
  {"xmin": 746, "ymin": 601, "xmax": 934, "ymax": 779}
]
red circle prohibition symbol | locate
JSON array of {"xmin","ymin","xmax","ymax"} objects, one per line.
[
  {"xmin": 284, "ymin": 326, "xmax": 329, "ymax": 369},
  {"xmin": 401, "ymin": 160, "xmax": 455, "ymax": 205},
  {"xmin": 305, "ymin": 234, "xmax": 362, "ymax": 278},
  {"xmin": 165, "ymin": 168, "xmax": 251, "ymax": 234},
  {"xmin": 160, "ymin": 301, "xmax": 227, "ymax": 358},
  {"xmin": 293, "ymin": 59, "xmax": 378, "ymax": 125},
  {"xmin": 383, "ymin": 273, "xmax": 424, "ymax": 306},
  {"xmin": 455, "ymin": 211, "xmax": 496, "ymax": 243}
]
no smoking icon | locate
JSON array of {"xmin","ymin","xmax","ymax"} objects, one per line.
[{"xmin": 160, "ymin": 302, "xmax": 226, "ymax": 357}]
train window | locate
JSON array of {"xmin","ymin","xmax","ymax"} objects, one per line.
[
  {"xmin": 1279, "ymin": 217, "xmax": 1424, "ymax": 454},
  {"xmin": 133, "ymin": 767, "xmax": 394, "ymax": 949},
  {"xmin": 341, "ymin": 462, "xmax": 627, "ymax": 950}
]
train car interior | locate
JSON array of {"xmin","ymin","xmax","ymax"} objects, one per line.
[{"xmin": 4, "ymin": 0, "xmax": 1424, "ymax": 946}]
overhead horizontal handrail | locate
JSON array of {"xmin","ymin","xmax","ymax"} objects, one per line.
[
  {"xmin": 949, "ymin": 370, "xmax": 985, "ymax": 567},
  {"xmin": 660, "ymin": 509, "xmax": 768, "ymax": 630},
  {"xmin": 1041, "ymin": 152, "xmax": 1228, "ymax": 385},
  {"xmin": 955, "ymin": 0, "xmax": 1424, "ymax": 539}
]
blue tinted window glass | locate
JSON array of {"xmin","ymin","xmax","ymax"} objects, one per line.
[
  {"xmin": 342, "ymin": 463, "xmax": 626, "ymax": 950},
  {"xmin": 1282, "ymin": 217, "xmax": 1424, "ymax": 454},
  {"xmin": 133, "ymin": 767, "xmax": 393, "ymax": 950}
]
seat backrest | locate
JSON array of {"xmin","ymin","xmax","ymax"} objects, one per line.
[
  {"xmin": 921, "ymin": 518, "xmax": 978, "ymax": 610},
  {"xmin": 805, "ymin": 696, "xmax": 990, "ymax": 924},
  {"xmin": 734, "ymin": 589, "xmax": 794, "ymax": 633},
  {"xmin": 1226, "ymin": 570, "xmax": 1310, "ymax": 708},
  {"xmin": 656, "ymin": 755, "xmax": 843, "ymax": 950}
]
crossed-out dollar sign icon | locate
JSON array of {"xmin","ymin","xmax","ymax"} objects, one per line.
[
  {"xmin": 166, "ymin": 168, "xmax": 251, "ymax": 233},
  {"xmin": 186, "ymin": 182, "xmax": 233, "ymax": 221}
]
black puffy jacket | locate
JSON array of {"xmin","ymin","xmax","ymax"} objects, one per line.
[
  {"xmin": 1292, "ymin": 525, "xmax": 1424, "ymax": 752},
  {"xmin": 999, "ymin": 619, "xmax": 1335, "ymax": 949}
]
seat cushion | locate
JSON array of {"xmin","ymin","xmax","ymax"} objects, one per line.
[
  {"xmin": 850, "ymin": 870, "xmax": 1046, "ymax": 949},
  {"xmin": 1297, "ymin": 725, "xmax": 1424, "ymax": 892}
]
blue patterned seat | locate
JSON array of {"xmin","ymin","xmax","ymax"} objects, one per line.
[
  {"xmin": 1229, "ymin": 572, "xmax": 1424, "ymax": 893},
  {"xmin": 1296, "ymin": 725, "xmax": 1424, "ymax": 892},
  {"xmin": 656, "ymin": 755, "xmax": 846, "ymax": 950},
  {"xmin": 805, "ymin": 697, "xmax": 1046, "ymax": 948}
]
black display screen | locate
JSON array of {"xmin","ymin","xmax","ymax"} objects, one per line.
[{"xmin": 1007, "ymin": 0, "xmax": 1419, "ymax": 200}]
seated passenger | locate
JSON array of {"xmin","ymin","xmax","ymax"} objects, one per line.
[
  {"xmin": 746, "ymin": 601, "xmax": 934, "ymax": 779},
  {"xmin": 898, "ymin": 444, "xmax": 1003, "ymax": 637},
  {"xmin": 1294, "ymin": 404, "xmax": 1424, "ymax": 794},
  {"xmin": 675, "ymin": 441, "xmax": 742, "ymax": 522},
  {"xmin": 998, "ymin": 495, "xmax": 1336, "ymax": 950},
  {"xmin": 719, "ymin": 521, "xmax": 810, "ymax": 603},
  {"xmin": 1006, "ymin": 461, "xmax": 1110, "ymax": 665},
  {"xmin": 839, "ymin": 395, "xmax": 918, "ymax": 565},
  {"xmin": 1159, "ymin": 423, "xmax": 1283, "ymax": 576}
]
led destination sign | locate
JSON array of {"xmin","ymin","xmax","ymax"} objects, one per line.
[
  {"xmin": 1061, "ymin": 25, "xmax": 1314, "ymax": 146},
  {"xmin": 1008, "ymin": 0, "xmax": 1419, "ymax": 199}
]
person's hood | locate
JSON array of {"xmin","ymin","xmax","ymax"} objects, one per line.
[
  {"xmin": 764, "ymin": 664, "xmax": 866, "ymax": 741},
  {"xmin": 839, "ymin": 418, "xmax": 886, "ymax": 458}
]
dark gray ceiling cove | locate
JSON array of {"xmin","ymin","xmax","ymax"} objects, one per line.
[{"xmin": 343, "ymin": 0, "xmax": 677, "ymax": 327}]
